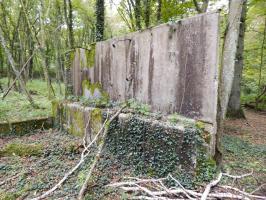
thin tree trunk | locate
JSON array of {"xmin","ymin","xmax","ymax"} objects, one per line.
[
  {"xmin": 157, "ymin": 0, "xmax": 162, "ymax": 23},
  {"xmin": 256, "ymin": 17, "xmax": 266, "ymax": 109},
  {"xmin": 144, "ymin": 0, "xmax": 151, "ymax": 28},
  {"xmin": 227, "ymin": 0, "xmax": 247, "ymax": 118},
  {"xmin": 64, "ymin": 0, "xmax": 75, "ymax": 97},
  {"xmin": 68, "ymin": 0, "xmax": 75, "ymax": 48},
  {"xmin": 20, "ymin": 0, "xmax": 54, "ymax": 99},
  {"xmin": 135, "ymin": 0, "xmax": 141, "ymax": 30},
  {"xmin": 95, "ymin": 0, "xmax": 105, "ymax": 41}
]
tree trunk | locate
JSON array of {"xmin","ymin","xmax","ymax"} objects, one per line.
[
  {"xmin": 193, "ymin": 0, "xmax": 209, "ymax": 13},
  {"xmin": 227, "ymin": 0, "xmax": 247, "ymax": 118},
  {"xmin": 157, "ymin": 0, "xmax": 162, "ymax": 23},
  {"xmin": 135, "ymin": 0, "xmax": 141, "ymax": 30},
  {"xmin": 95, "ymin": 0, "xmax": 105, "ymax": 42},
  {"xmin": 144, "ymin": 0, "xmax": 151, "ymax": 28},
  {"xmin": 220, "ymin": 0, "xmax": 245, "ymax": 119},
  {"xmin": 64, "ymin": 0, "xmax": 75, "ymax": 97},
  {"xmin": 68, "ymin": 0, "xmax": 75, "ymax": 48},
  {"xmin": 256, "ymin": 18, "xmax": 266, "ymax": 109}
]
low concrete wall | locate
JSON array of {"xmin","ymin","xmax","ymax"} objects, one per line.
[
  {"xmin": 0, "ymin": 117, "xmax": 53, "ymax": 136},
  {"xmin": 53, "ymin": 102, "xmax": 215, "ymax": 174}
]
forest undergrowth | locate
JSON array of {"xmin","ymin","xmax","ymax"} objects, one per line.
[{"xmin": 0, "ymin": 110, "xmax": 265, "ymax": 199}]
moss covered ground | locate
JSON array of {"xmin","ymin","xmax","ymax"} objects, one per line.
[
  {"xmin": 0, "ymin": 130, "xmax": 92, "ymax": 200},
  {"xmin": 222, "ymin": 109, "xmax": 266, "ymax": 195},
  {"xmin": 0, "ymin": 109, "xmax": 265, "ymax": 199},
  {"xmin": 0, "ymin": 78, "xmax": 64, "ymax": 123}
]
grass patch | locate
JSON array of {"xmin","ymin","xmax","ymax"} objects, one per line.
[
  {"xmin": 0, "ymin": 142, "xmax": 43, "ymax": 157},
  {"xmin": 0, "ymin": 78, "xmax": 64, "ymax": 123}
]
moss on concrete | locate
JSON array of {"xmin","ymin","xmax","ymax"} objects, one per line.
[
  {"xmin": 82, "ymin": 80, "xmax": 102, "ymax": 96},
  {"xmin": 86, "ymin": 43, "xmax": 96, "ymax": 68},
  {"xmin": 90, "ymin": 108, "xmax": 103, "ymax": 137},
  {"xmin": 0, "ymin": 118, "xmax": 53, "ymax": 136},
  {"xmin": 82, "ymin": 80, "xmax": 109, "ymax": 106},
  {"xmin": 69, "ymin": 109, "xmax": 84, "ymax": 137},
  {"xmin": 0, "ymin": 143, "xmax": 43, "ymax": 157}
]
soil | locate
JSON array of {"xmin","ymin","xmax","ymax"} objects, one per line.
[{"xmin": 224, "ymin": 108, "xmax": 266, "ymax": 145}]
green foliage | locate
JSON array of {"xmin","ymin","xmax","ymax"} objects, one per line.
[
  {"xmin": 80, "ymin": 95, "xmax": 110, "ymax": 108},
  {"xmin": 86, "ymin": 43, "xmax": 96, "ymax": 67},
  {"xmin": 127, "ymin": 99, "xmax": 151, "ymax": 115},
  {"xmin": 168, "ymin": 113, "xmax": 195, "ymax": 126},
  {"xmin": 0, "ymin": 78, "xmax": 64, "ymax": 123},
  {"xmin": 161, "ymin": 0, "xmax": 195, "ymax": 22},
  {"xmin": 168, "ymin": 113, "xmax": 179, "ymax": 124},
  {"xmin": 0, "ymin": 191, "xmax": 19, "ymax": 200},
  {"xmin": 222, "ymin": 134, "xmax": 266, "ymax": 191},
  {"xmin": 0, "ymin": 143, "xmax": 43, "ymax": 157},
  {"xmin": 106, "ymin": 116, "xmax": 208, "ymax": 178},
  {"xmin": 223, "ymin": 135, "xmax": 266, "ymax": 158},
  {"xmin": 242, "ymin": 0, "xmax": 266, "ymax": 109}
]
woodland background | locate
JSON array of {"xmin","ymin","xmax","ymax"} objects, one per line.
[{"xmin": 0, "ymin": 0, "xmax": 265, "ymax": 118}]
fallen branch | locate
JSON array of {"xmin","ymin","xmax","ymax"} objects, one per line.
[
  {"xmin": 201, "ymin": 173, "xmax": 222, "ymax": 200},
  {"xmin": 30, "ymin": 108, "xmax": 113, "ymax": 200},
  {"xmin": 219, "ymin": 185, "xmax": 266, "ymax": 200},
  {"xmin": 107, "ymin": 171, "xmax": 266, "ymax": 200},
  {"xmin": 168, "ymin": 174, "xmax": 196, "ymax": 200},
  {"xmin": 251, "ymin": 183, "xmax": 266, "ymax": 195},
  {"xmin": 78, "ymin": 106, "xmax": 126, "ymax": 200},
  {"xmin": 111, "ymin": 185, "xmax": 252, "ymax": 199},
  {"xmin": 222, "ymin": 170, "xmax": 253, "ymax": 180},
  {"xmin": 106, "ymin": 177, "xmax": 167, "ymax": 188}
]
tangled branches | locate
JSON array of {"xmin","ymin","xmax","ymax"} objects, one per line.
[{"xmin": 107, "ymin": 172, "xmax": 266, "ymax": 200}]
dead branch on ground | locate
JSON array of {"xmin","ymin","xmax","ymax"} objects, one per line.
[
  {"xmin": 106, "ymin": 171, "xmax": 266, "ymax": 200},
  {"xmin": 30, "ymin": 107, "xmax": 125, "ymax": 200},
  {"xmin": 78, "ymin": 106, "xmax": 126, "ymax": 200}
]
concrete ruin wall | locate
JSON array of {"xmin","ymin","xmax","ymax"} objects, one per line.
[
  {"xmin": 69, "ymin": 12, "xmax": 220, "ymax": 156},
  {"xmin": 72, "ymin": 12, "xmax": 220, "ymax": 125},
  {"xmin": 53, "ymin": 102, "xmax": 214, "ymax": 175}
]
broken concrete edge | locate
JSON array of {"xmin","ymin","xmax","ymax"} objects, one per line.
[
  {"xmin": 52, "ymin": 100, "xmax": 217, "ymax": 177},
  {"xmin": 0, "ymin": 117, "xmax": 53, "ymax": 136}
]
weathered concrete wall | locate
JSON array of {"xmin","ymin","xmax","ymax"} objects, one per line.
[
  {"xmin": 73, "ymin": 12, "xmax": 219, "ymax": 125},
  {"xmin": 53, "ymin": 102, "xmax": 214, "ymax": 175}
]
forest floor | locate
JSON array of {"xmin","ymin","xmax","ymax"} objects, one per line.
[
  {"xmin": 0, "ymin": 109, "xmax": 265, "ymax": 199},
  {"xmin": 222, "ymin": 108, "xmax": 266, "ymax": 195},
  {"xmin": 0, "ymin": 79, "xmax": 64, "ymax": 123}
]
